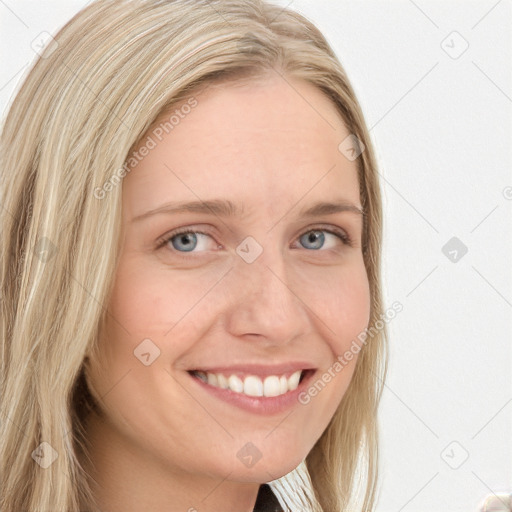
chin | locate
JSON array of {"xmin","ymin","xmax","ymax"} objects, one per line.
[{"xmin": 223, "ymin": 444, "xmax": 309, "ymax": 483}]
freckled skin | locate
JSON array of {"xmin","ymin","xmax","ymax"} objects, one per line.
[{"xmin": 85, "ymin": 75, "xmax": 371, "ymax": 512}]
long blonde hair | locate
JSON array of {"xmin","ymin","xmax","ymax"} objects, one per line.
[{"xmin": 0, "ymin": 1, "xmax": 388, "ymax": 510}]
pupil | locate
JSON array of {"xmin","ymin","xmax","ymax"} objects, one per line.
[
  {"xmin": 172, "ymin": 232, "xmax": 197, "ymax": 252},
  {"xmin": 304, "ymin": 230, "xmax": 324, "ymax": 249}
]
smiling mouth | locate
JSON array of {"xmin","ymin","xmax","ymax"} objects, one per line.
[{"xmin": 188, "ymin": 369, "xmax": 311, "ymax": 398}]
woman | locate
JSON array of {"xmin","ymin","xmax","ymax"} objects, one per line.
[{"xmin": 0, "ymin": 1, "xmax": 388, "ymax": 511}]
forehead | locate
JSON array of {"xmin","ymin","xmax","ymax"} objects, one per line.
[{"xmin": 123, "ymin": 75, "xmax": 361, "ymax": 218}]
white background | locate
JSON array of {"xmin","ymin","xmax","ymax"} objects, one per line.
[{"xmin": 1, "ymin": 1, "xmax": 511, "ymax": 511}]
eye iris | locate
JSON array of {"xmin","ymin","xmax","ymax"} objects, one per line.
[
  {"xmin": 168, "ymin": 229, "xmax": 335, "ymax": 253},
  {"xmin": 301, "ymin": 230, "xmax": 325, "ymax": 250},
  {"xmin": 171, "ymin": 232, "xmax": 197, "ymax": 252}
]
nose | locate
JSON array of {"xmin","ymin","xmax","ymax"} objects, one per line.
[{"xmin": 222, "ymin": 242, "xmax": 312, "ymax": 345}]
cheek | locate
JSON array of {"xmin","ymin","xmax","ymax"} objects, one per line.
[
  {"xmin": 87, "ymin": 261, "xmax": 175, "ymax": 391},
  {"xmin": 301, "ymin": 261, "xmax": 371, "ymax": 354},
  {"xmin": 94, "ymin": 259, "xmax": 226, "ymax": 392},
  {"xmin": 289, "ymin": 263, "xmax": 370, "ymax": 434},
  {"xmin": 108, "ymin": 259, "xmax": 229, "ymax": 336},
  {"xmin": 105, "ymin": 255, "xmax": 371, "ymax": 374},
  {"xmin": 334, "ymin": 272, "xmax": 370, "ymax": 349}
]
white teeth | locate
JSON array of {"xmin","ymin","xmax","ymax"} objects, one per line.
[
  {"xmin": 228, "ymin": 375, "xmax": 244, "ymax": 393},
  {"xmin": 207, "ymin": 373, "xmax": 218, "ymax": 387},
  {"xmin": 217, "ymin": 373, "xmax": 229, "ymax": 389},
  {"xmin": 288, "ymin": 370, "xmax": 301, "ymax": 391},
  {"xmin": 244, "ymin": 375, "xmax": 263, "ymax": 397},
  {"xmin": 279, "ymin": 375, "xmax": 288, "ymax": 395},
  {"xmin": 193, "ymin": 369, "xmax": 305, "ymax": 397},
  {"xmin": 263, "ymin": 375, "xmax": 281, "ymax": 397}
]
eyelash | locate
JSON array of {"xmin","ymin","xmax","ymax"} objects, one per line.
[{"xmin": 156, "ymin": 225, "xmax": 354, "ymax": 253}]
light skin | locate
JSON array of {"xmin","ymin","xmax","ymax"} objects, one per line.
[{"xmin": 84, "ymin": 73, "xmax": 370, "ymax": 512}]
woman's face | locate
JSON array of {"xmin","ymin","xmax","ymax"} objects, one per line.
[{"xmin": 86, "ymin": 74, "xmax": 370, "ymax": 488}]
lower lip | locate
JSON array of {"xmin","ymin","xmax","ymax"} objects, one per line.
[{"xmin": 187, "ymin": 370, "xmax": 316, "ymax": 415}]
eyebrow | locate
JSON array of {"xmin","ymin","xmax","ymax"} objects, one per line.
[{"xmin": 131, "ymin": 198, "xmax": 364, "ymax": 223}]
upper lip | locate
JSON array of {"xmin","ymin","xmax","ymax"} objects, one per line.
[{"xmin": 188, "ymin": 362, "xmax": 316, "ymax": 378}]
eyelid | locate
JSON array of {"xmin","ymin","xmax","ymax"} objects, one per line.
[
  {"xmin": 155, "ymin": 226, "xmax": 215, "ymax": 251},
  {"xmin": 155, "ymin": 223, "xmax": 355, "ymax": 253},
  {"xmin": 304, "ymin": 223, "xmax": 353, "ymax": 246}
]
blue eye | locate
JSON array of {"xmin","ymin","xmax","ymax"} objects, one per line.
[
  {"xmin": 298, "ymin": 229, "xmax": 350, "ymax": 250},
  {"xmin": 157, "ymin": 226, "xmax": 352, "ymax": 254},
  {"xmin": 171, "ymin": 232, "xmax": 196, "ymax": 252},
  {"xmin": 300, "ymin": 230, "xmax": 326, "ymax": 250},
  {"xmin": 166, "ymin": 230, "xmax": 212, "ymax": 252}
]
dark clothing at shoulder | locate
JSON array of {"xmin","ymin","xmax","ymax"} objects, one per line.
[{"xmin": 253, "ymin": 484, "xmax": 283, "ymax": 512}]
